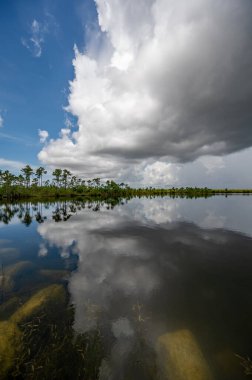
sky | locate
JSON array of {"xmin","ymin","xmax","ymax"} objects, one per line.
[{"xmin": 1, "ymin": 0, "xmax": 252, "ymax": 187}]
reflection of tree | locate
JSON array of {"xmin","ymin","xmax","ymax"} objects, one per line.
[
  {"xmin": 34, "ymin": 202, "xmax": 47, "ymax": 223},
  {"xmin": 0, "ymin": 204, "xmax": 16, "ymax": 224},
  {"xmin": 35, "ymin": 212, "xmax": 46, "ymax": 224},
  {"xmin": 62, "ymin": 201, "xmax": 71, "ymax": 221},
  {"xmin": 52, "ymin": 206, "xmax": 62, "ymax": 222},
  {"xmin": 22, "ymin": 210, "xmax": 32, "ymax": 226},
  {"xmin": 92, "ymin": 204, "xmax": 100, "ymax": 212},
  {"xmin": 21, "ymin": 203, "xmax": 33, "ymax": 226},
  {"xmin": 52, "ymin": 201, "xmax": 71, "ymax": 222},
  {"xmin": 17, "ymin": 205, "xmax": 25, "ymax": 220},
  {"xmin": 0, "ymin": 198, "xmax": 124, "ymax": 226}
]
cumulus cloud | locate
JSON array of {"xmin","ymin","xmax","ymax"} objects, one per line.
[
  {"xmin": 38, "ymin": 129, "xmax": 49, "ymax": 143},
  {"xmin": 141, "ymin": 162, "xmax": 179, "ymax": 186},
  {"xmin": 39, "ymin": 0, "xmax": 252, "ymax": 183}
]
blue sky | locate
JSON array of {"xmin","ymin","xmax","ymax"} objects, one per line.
[
  {"xmin": 1, "ymin": 0, "xmax": 252, "ymax": 187},
  {"xmin": 0, "ymin": 0, "xmax": 96, "ymax": 167}
]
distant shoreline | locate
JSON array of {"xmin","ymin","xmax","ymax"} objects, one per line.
[
  {"xmin": 1, "ymin": 166, "xmax": 252, "ymax": 201},
  {"xmin": 1, "ymin": 187, "xmax": 252, "ymax": 202}
]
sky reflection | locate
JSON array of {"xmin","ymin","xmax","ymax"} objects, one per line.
[
  {"xmin": 0, "ymin": 197, "xmax": 252, "ymax": 379},
  {"xmin": 35, "ymin": 197, "xmax": 252, "ymax": 380}
]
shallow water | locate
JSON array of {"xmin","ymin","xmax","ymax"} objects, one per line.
[{"xmin": 0, "ymin": 196, "xmax": 252, "ymax": 379}]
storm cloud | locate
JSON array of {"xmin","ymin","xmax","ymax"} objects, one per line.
[{"xmin": 39, "ymin": 0, "xmax": 252, "ymax": 181}]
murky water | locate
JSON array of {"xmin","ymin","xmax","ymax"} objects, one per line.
[{"xmin": 0, "ymin": 196, "xmax": 252, "ymax": 379}]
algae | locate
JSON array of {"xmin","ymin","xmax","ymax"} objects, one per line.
[
  {"xmin": 2, "ymin": 261, "xmax": 36, "ymax": 293},
  {"xmin": 10, "ymin": 302, "xmax": 104, "ymax": 379},
  {"xmin": 156, "ymin": 329, "xmax": 213, "ymax": 380},
  {"xmin": 0, "ymin": 275, "xmax": 104, "ymax": 379},
  {"xmin": 0, "ymin": 321, "xmax": 21, "ymax": 377},
  {"xmin": 214, "ymin": 348, "xmax": 243, "ymax": 379},
  {"xmin": 0, "ymin": 284, "xmax": 66, "ymax": 378},
  {"xmin": 39, "ymin": 269, "xmax": 69, "ymax": 281},
  {"xmin": 0, "ymin": 296, "xmax": 22, "ymax": 320},
  {"xmin": 11, "ymin": 284, "xmax": 66, "ymax": 324}
]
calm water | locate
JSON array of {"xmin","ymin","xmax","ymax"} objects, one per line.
[{"xmin": 1, "ymin": 196, "xmax": 252, "ymax": 379}]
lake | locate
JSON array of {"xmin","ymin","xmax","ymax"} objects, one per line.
[{"xmin": 0, "ymin": 196, "xmax": 252, "ymax": 379}]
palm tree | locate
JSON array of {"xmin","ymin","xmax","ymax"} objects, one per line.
[
  {"xmin": 93, "ymin": 178, "xmax": 101, "ymax": 188},
  {"xmin": 16, "ymin": 175, "xmax": 25, "ymax": 187},
  {"xmin": 32, "ymin": 177, "xmax": 39, "ymax": 187},
  {"xmin": 21, "ymin": 165, "xmax": 33, "ymax": 188},
  {"xmin": 44, "ymin": 179, "xmax": 50, "ymax": 187},
  {"xmin": 62, "ymin": 169, "xmax": 72, "ymax": 189},
  {"xmin": 36, "ymin": 167, "xmax": 47, "ymax": 187},
  {"xmin": 2, "ymin": 170, "xmax": 14, "ymax": 187},
  {"xmin": 70, "ymin": 175, "xmax": 78, "ymax": 188},
  {"xmin": 52, "ymin": 168, "xmax": 62, "ymax": 188}
]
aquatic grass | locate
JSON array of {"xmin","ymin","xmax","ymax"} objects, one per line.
[
  {"xmin": 2, "ymin": 261, "xmax": 36, "ymax": 294},
  {"xmin": 235, "ymin": 354, "xmax": 252, "ymax": 376},
  {"xmin": 11, "ymin": 306, "xmax": 105, "ymax": 380},
  {"xmin": 132, "ymin": 302, "xmax": 151, "ymax": 324},
  {"xmin": 11, "ymin": 284, "xmax": 66, "ymax": 324},
  {"xmin": 0, "ymin": 321, "xmax": 21, "ymax": 377},
  {"xmin": 1, "ymin": 285, "xmax": 105, "ymax": 379},
  {"xmin": 0, "ymin": 296, "xmax": 22, "ymax": 320}
]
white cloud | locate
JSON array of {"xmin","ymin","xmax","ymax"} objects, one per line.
[
  {"xmin": 30, "ymin": 20, "xmax": 44, "ymax": 57},
  {"xmin": 142, "ymin": 162, "xmax": 179, "ymax": 186},
  {"xmin": 39, "ymin": 0, "xmax": 252, "ymax": 184},
  {"xmin": 21, "ymin": 19, "xmax": 46, "ymax": 57},
  {"xmin": 21, "ymin": 13, "xmax": 57, "ymax": 58},
  {"xmin": 0, "ymin": 158, "xmax": 26, "ymax": 170},
  {"xmin": 38, "ymin": 129, "xmax": 49, "ymax": 143},
  {"xmin": 38, "ymin": 243, "xmax": 48, "ymax": 257},
  {"xmin": 64, "ymin": 115, "xmax": 74, "ymax": 129},
  {"xmin": 198, "ymin": 156, "xmax": 225, "ymax": 174}
]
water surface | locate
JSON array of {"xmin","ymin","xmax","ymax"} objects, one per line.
[{"xmin": 0, "ymin": 196, "xmax": 252, "ymax": 379}]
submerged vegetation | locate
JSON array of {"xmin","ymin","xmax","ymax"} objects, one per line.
[
  {"xmin": 1, "ymin": 165, "xmax": 252, "ymax": 201},
  {"xmin": 0, "ymin": 229, "xmax": 104, "ymax": 379},
  {"xmin": 0, "ymin": 284, "xmax": 105, "ymax": 379}
]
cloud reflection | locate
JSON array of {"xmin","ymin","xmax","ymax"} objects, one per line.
[{"xmin": 36, "ymin": 198, "xmax": 252, "ymax": 379}]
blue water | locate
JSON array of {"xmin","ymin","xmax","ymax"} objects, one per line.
[{"xmin": 0, "ymin": 196, "xmax": 252, "ymax": 379}]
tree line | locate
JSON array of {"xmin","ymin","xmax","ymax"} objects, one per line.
[
  {"xmin": 1, "ymin": 164, "xmax": 252, "ymax": 201},
  {"xmin": 0, "ymin": 165, "xmax": 127, "ymax": 191}
]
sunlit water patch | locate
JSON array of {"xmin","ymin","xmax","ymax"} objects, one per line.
[{"xmin": 0, "ymin": 196, "xmax": 252, "ymax": 379}]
